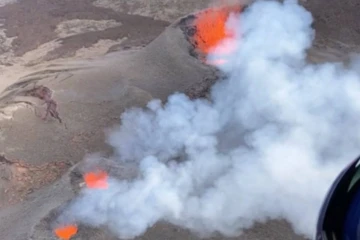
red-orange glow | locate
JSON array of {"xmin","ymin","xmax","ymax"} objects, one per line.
[
  {"xmin": 54, "ymin": 224, "xmax": 78, "ymax": 240},
  {"xmin": 84, "ymin": 170, "xmax": 109, "ymax": 189},
  {"xmin": 192, "ymin": 5, "xmax": 242, "ymax": 63}
]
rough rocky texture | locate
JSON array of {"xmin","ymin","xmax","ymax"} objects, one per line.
[{"xmin": 0, "ymin": 0, "xmax": 359, "ymax": 239}]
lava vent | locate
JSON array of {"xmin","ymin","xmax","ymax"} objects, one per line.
[{"xmin": 178, "ymin": 4, "xmax": 243, "ymax": 66}]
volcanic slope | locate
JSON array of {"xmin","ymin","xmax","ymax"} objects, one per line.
[
  {"xmin": 0, "ymin": 1, "xmax": 360, "ymax": 240},
  {"xmin": 0, "ymin": 8, "xmax": 217, "ymax": 240},
  {"xmin": 0, "ymin": 6, "xmax": 306, "ymax": 240}
]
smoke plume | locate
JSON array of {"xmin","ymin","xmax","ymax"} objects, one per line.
[{"xmin": 63, "ymin": 0, "xmax": 360, "ymax": 239}]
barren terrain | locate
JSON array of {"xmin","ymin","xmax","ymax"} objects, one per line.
[{"xmin": 0, "ymin": 0, "xmax": 359, "ymax": 240}]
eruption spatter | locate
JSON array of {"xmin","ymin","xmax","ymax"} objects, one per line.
[
  {"xmin": 83, "ymin": 170, "xmax": 109, "ymax": 189},
  {"xmin": 53, "ymin": 169, "xmax": 109, "ymax": 239},
  {"xmin": 57, "ymin": 1, "xmax": 360, "ymax": 240},
  {"xmin": 54, "ymin": 224, "xmax": 78, "ymax": 240},
  {"xmin": 179, "ymin": 4, "xmax": 242, "ymax": 66}
]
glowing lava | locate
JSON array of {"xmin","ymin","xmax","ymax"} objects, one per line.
[
  {"xmin": 54, "ymin": 224, "xmax": 78, "ymax": 240},
  {"xmin": 84, "ymin": 170, "xmax": 109, "ymax": 189},
  {"xmin": 191, "ymin": 5, "xmax": 242, "ymax": 66}
]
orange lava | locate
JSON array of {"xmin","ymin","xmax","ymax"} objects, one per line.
[
  {"xmin": 54, "ymin": 224, "xmax": 78, "ymax": 240},
  {"xmin": 193, "ymin": 5, "xmax": 242, "ymax": 57},
  {"xmin": 84, "ymin": 170, "xmax": 109, "ymax": 189}
]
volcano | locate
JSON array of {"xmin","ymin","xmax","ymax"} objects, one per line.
[
  {"xmin": 29, "ymin": 4, "xmax": 307, "ymax": 240},
  {"xmin": 0, "ymin": 1, "xmax": 359, "ymax": 240}
]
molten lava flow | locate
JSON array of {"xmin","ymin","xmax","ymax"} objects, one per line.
[
  {"xmin": 54, "ymin": 224, "xmax": 78, "ymax": 240},
  {"xmin": 191, "ymin": 5, "xmax": 242, "ymax": 66},
  {"xmin": 84, "ymin": 170, "xmax": 109, "ymax": 189},
  {"xmin": 193, "ymin": 5, "xmax": 241, "ymax": 54}
]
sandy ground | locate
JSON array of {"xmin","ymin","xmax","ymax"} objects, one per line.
[{"xmin": 0, "ymin": 0, "xmax": 359, "ymax": 240}]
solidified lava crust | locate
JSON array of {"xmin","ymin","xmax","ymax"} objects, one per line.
[{"xmin": 178, "ymin": 14, "xmax": 200, "ymax": 59}]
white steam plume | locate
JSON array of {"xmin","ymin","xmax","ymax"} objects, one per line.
[{"xmin": 63, "ymin": 0, "xmax": 360, "ymax": 239}]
